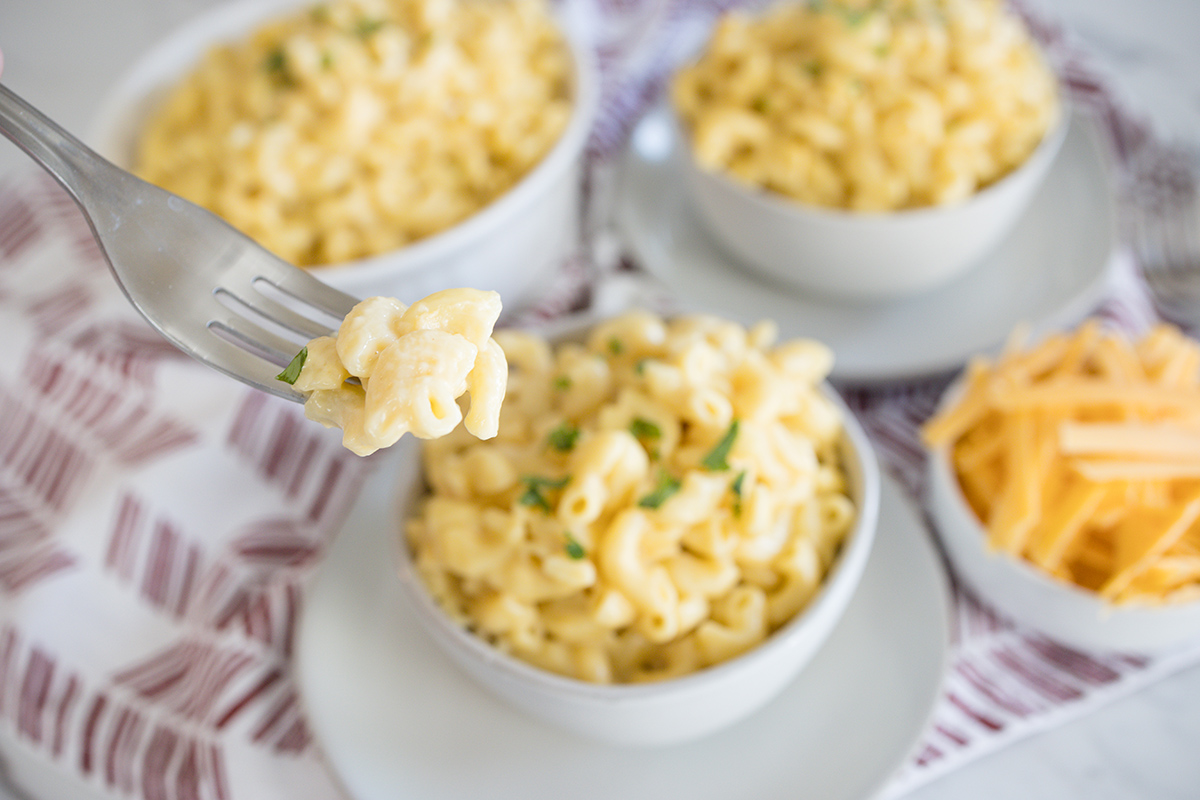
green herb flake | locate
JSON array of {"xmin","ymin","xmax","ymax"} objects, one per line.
[
  {"xmin": 547, "ymin": 423, "xmax": 580, "ymax": 453},
  {"xmin": 265, "ymin": 46, "xmax": 287, "ymax": 74},
  {"xmin": 635, "ymin": 359, "xmax": 651, "ymax": 375},
  {"xmin": 553, "ymin": 375, "xmax": 572, "ymax": 390},
  {"xmin": 844, "ymin": 9, "xmax": 870, "ymax": 26},
  {"xmin": 355, "ymin": 17, "xmax": 385, "ymax": 37},
  {"xmin": 320, "ymin": 50, "xmax": 335, "ymax": 70},
  {"xmin": 638, "ymin": 470, "xmax": 682, "ymax": 509},
  {"xmin": 804, "ymin": 60, "xmax": 824, "ymax": 78},
  {"xmin": 701, "ymin": 420, "xmax": 739, "ymax": 471},
  {"xmin": 264, "ymin": 45, "xmax": 296, "ymax": 87},
  {"xmin": 751, "ymin": 96, "xmax": 771, "ymax": 115},
  {"xmin": 730, "ymin": 470, "xmax": 747, "ymax": 517},
  {"xmin": 519, "ymin": 475, "xmax": 570, "ymax": 512},
  {"xmin": 519, "ymin": 485, "xmax": 549, "ymax": 511},
  {"xmin": 564, "ymin": 533, "xmax": 586, "ymax": 560},
  {"xmin": 607, "ymin": 337, "xmax": 624, "ymax": 356},
  {"xmin": 630, "ymin": 418, "xmax": 661, "ymax": 441},
  {"xmin": 276, "ymin": 346, "xmax": 307, "ymax": 384}
]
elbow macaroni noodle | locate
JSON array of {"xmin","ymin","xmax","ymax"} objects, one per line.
[
  {"xmin": 671, "ymin": 0, "xmax": 1060, "ymax": 211},
  {"xmin": 406, "ymin": 311, "xmax": 857, "ymax": 683},
  {"xmin": 135, "ymin": 0, "xmax": 572, "ymax": 266},
  {"xmin": 293, "ymin": 287, "xmax": 506, "ymax": 456}
]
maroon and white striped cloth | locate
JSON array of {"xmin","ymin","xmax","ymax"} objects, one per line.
[
  {"xmin": 0, "ymin": 173, "xmax": 375, "ymax": 798},
  {"xmin": 1, "ymin": 2, "xmax": 1199, "ymax": 799}
]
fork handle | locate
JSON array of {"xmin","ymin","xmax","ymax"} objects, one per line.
[{"xmin": 0, "ymin": 82, "xmax": 132, "ymax": 232}]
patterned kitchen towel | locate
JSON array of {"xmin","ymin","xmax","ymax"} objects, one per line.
[
  {"xmin": 0, "ymin": 2, "xmax": 1198, "ymax": 800},
  {"xmin": 0, "ymin": 174, "xmax": 373, "ymax": 799}
]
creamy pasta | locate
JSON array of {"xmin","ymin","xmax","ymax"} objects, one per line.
[
  {"xmin": 406, "ymin": 311, "xmax": 857, "ymax": 683},
  {"xmin": 283, "ymin": 287, "xmax": 506, "ymax": 456},
  {"xmin": 672, "ymin": 0, "xmax": 1060, "ymax": 211},
  {"xmin": 136, "ymin": 0, "xmax": 572, "ymax": 266}
]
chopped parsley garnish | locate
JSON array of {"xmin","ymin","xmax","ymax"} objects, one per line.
[
  {"xmin": 264, "ymin": 46, "xmax": 294, "ymax": 86},
  {"xmin": 843, "ymin": 8, "xmax": 871, "ymax": 26},
  {"xmin": 553, "ymin": 375, "xmax": 572, "ymax": 390},
  {"xmin": 355, "ymin": 17, "xmax": 385, "ymax": 37},
  {"xmin": 547, "ymin": 423, "xmax": 580, "ymax": 453},
  {"xmin": 276, "ymin": 347, "xmax": 307, "ymax": 384},
  {"xmin": 519, "ymin": 475, "xmax": 570, "ymax": 511},
  {"xmin": 804, "ymin": 60, "xmax": 824, "ymax": 78},
  {"xmin": 265, "ymin": 46, "xmax": 286, "ymax": 73},
  {"xmin": 730, "ymin": 470, "xmax": 747, "ymax": 517},
  {"xmin": 752, "ymin": 96, "xmax": 771, "ymax": 115},
  {"xmin": 630, "ymin": 418, "xmax": 661, "ymax": 441},
  {"xmin": 564, "ymin": 533, "xmax": 586, "ymax": 560},
  {"xmin": 630, "ymin": 418, "xmax": 662, "ymax": 459},
  {"xmin": 320, "ymin": 50, "xmax": 335, "ymax": 70},
  {"xmin": 635, "ymin": 358, "xmax": 650, "ymax": 375},
  {"xmin": 701, "ymin": 420, "xmax": 739, "ymax": 471},
  {"xmin": 607, "ymin": 337, "xmax": 624, "ymax": 355},
  {"xmin": 638, "ymin": 470, "xmax": 681, "ymax": 509}
]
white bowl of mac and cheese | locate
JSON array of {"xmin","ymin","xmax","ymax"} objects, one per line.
[
  {"xmin": 89, "ymin": 0, "xmax": 598, "ymax": 312},
  {"xmin": 393, "ymin": 311, "xmax": 881, "ymax": 746},
  {"xmin": 671, "ymin": 0, "xmax": 1065, "ymax": 302}
]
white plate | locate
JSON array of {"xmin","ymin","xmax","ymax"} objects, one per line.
[
  {"xmin": 615, "ymin": 105, "xmax": 1117, "ymax": 383},
  {"xmin": 296, "ymin": 450, "xmax": 952, "ymax": 800}
]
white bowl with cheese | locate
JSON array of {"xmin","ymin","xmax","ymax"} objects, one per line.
[
  {"xmin": 89, "ymin": 0, "xmax": 598, "ymax": 313},
  {"xmin": 928, "ymin": 439, "xmax": 1200, "ymax": 653},
  {"xmin": 923, "ymin": 319, "xmax": 1200, "ymax": 655}
]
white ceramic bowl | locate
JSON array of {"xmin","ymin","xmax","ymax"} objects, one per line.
[
  {"xmin": 88, "ymin": 0, "xmax": 598, "ymax": 312},
  {"xmin": 678, "ymin": 111, "xmax": 1068, "ymax": 302},
  {"xmin": 927, "ymin": 431, "xmax": 1200, "ymax": 654},
  {"xmin": 393, "ymin": 382, "xmax": 881, "ymax": 746}
]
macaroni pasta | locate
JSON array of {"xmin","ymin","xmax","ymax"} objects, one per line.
[
  {"xmin": 672, "ymin": 0, "xmax": 1059, "ymax": 211},
  {"xmin": 135, "ymin": 0, "xmax": 572, "ymax": 266},
  {"xmin": 289, "ymin": 287, "xmax": 506, "ymax": 456},
  {"xmin": 406, "ymin": 311, "xmax": 857, "ymax": 683}
]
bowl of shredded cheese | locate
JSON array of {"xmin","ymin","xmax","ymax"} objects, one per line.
[
  {"xmin": 392, "ymin": 310, "xmax": 881, "ymax": 745},
  {"xmin": 670, "ymin": 0, "xmax": 1064, "ymax": 301},
  {"xmin": 90, "ymin": 0, "xmax": 598, "ymax": 312},
  {"xmin": 924, "ymin": 320, "xmax": 1200, "ymax": 653}
]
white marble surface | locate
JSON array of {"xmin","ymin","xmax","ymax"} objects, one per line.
[{"xmin": 1, "ymin": 1, "xmax": 1199, "ymax": 798}]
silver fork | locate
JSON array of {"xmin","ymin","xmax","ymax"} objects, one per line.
[
  {"xmin": 0, "ymin": 83, "xmax": 358, "ymax": 402},
  {"xmin": 1124, "ymin": 140, "xmax": 1200, "ymax": 330}
]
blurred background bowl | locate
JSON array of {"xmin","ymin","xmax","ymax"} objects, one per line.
[
  {"xmin": 678, "ymin": 110, "xmax": 1067, "ymax": 303},
  {"xmin": 89, "ymin": 0, "xmax": 598, "ymax": 313},
  {"xmin": 392, "ymin": 360, "xmax": 881, "ymax": 746},
  {"xmin": 927, "ymin": 433, "xmax": 1200, "ymax": 653}
]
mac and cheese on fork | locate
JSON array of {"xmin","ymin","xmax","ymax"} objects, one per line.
[
  {"xmin": 406, "ymin": 311, "xmax": 857, "ymax": 683},
  {"xmin": 283, "ymin": 287, "xmax": 506, "ymax": 456}
]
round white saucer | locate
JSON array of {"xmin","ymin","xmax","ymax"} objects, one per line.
[
  {"xmin": 295, "ymin": 449, "xmax": 951, "ymax": 800},
  {"xmin": 615, "ymin": 105, "xmax": 1117, "ymax": 383}
]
